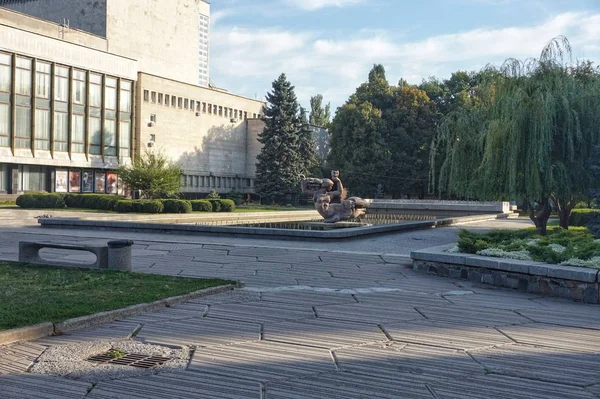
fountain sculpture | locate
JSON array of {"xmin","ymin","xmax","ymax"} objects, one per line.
[{"xmin": 301, "ymin": 171, "xmax": 367, "ymax": 223}]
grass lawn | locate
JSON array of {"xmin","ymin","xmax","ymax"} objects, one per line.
[
  {"xmin": 0, "ymin": 262, "xmax": 233, "ymax": 331},
  {"xmin": 457, "ymin": 226, "xmax": 600, "ymax": 268}
]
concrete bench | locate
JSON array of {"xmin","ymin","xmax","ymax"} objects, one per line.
[{"xmin": 18, "ymin": 240, "xmax": 133, "ymax": 271}]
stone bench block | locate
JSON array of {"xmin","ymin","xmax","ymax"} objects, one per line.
[{"xmin": 19, "ymin": 241, "xmax": 108, "ymax": 269}]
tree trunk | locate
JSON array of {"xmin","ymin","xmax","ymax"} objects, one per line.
[
  {"xmin": 554, "ymin": 196, "xmax": 576, "ymax": 230},
  {"xmin": 529, "ymin": 198, "xmax": 552, "ymax": 236}
]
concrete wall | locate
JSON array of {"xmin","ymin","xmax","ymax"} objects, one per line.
[
  {"xmin": 0, "ymin": 0, "xmax": 108, "ymax": 37},
  {"xmin": 138, "ymin": 73, "xmax": 265, "ymax": 180},
  {"xmin": 0, "ymin": 7, "xmax": 108, "ymax": 50},
  {"xmin": 246, "ymin": 119, "xmax": 265, "ymax": 178},
  {"xmin": 106, "ymin": 0, "xmax": 209, "ymax": 86}
]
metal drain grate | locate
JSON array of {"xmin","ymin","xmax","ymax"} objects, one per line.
[{"xmin": 88, "ymin": 350, "xmax": 172, "ymax": 369}]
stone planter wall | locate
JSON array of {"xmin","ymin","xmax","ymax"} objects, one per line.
[{"xmin": 411, "ymin": 246, "xmax": 600, "ymax": 304}]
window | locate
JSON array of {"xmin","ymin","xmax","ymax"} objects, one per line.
[
  {"xmin": 200, "ymin": 176, "xmax": 205, "ymax": 187},
  {"xmin": 15, "ymin": 107, "xmax": 31, "ymax": 148},
  {"xmin": 0, "ymin": 103, "xmax": 10, "ymax": 147},
  {"xmin": 194, "ymin": 176, "xmax": 199, "ymax": 187},
  {"xmin": 213, "ymin": 105, "xmax": 217, "ymax": 114},
  {"xmin": 105, "ymin": 77, "xmax": 117, "ymax": 110},
  {"xmin": 72, "ymin": 69, "xmax": 86, "ymax": 104},
  {"xmin": 15, "ymin": 57, "xmax": 32, "ymax": 96},
  {"xmin": 165, "ymin": 94, "xmax": 170, "ymax": 107},
  {"xmin": 89, "ymin": 117, "xmax": 102, "ymax": 155},
  {"xmin": 171, "ymin": 96, "xmax": 176, "ymax": 107},
  {"xmin": 54, "ymin": 66, "xmax": 69, "ymax": 102},
  {"xmin": 158, "ymin": 93, "xmax": 163, "ymax": 105},
  {"xmin": 149, "ymin": 134, "xmax": 156, "ymax": 142},
  {"xmin": 253, "ymin": 113, "xmax": 257, "ymax": 118},
  {"xmin": 151, "ymin": 91, "xmax": 156, "ymax": 103},
  {"xmin": 207, "ymin": 103, "xmax": 212, "ymax": 114},
  {"xmin": 119, "ymin": 121, "xmax": 131, "ymax": 157},
  {"xmin": 90, "ymin": 73, "xmax": 102, "ymax": 108},
  {"xmin": 234, "ymin": 110, "xmax": 238, "ymax": 119},
  {"xmin": 150, "ymin": 113, "xmax": 157, "ymax": 123},
  {"xmin": 34, "ymin": 109, "xmax": 50, "ymax": 150},
  {"xmin": 244, "ymin": 111, "xmax": 248, "ymax": 120},
  {"xmin": 202, "ymin": 102, "xmax": 207, "ymax": 113},
  {"xmin": 190, "ymin": 100, "xmax": 195, "ymax": 111},
  {"xmin": 54, "ymin": 111, "xmax": 68, "ymax": 152},
  {"xmin": 184, "ymin": 99, "xmax": 188, "ymax": 109},
  {"xmin": 180, "ymin": 175, "xmax": 186, "ymax": 187},
  {"xmin": 104, "ymin": 119, "xmax": 117, "ymax": 155},
  {"xmin": 71, "ymin": 114, "xmax": 85, "ymax": 153},
  {"xmin": 188, "ymin": 175, "xmax": 193, "ymax": 187},
  {"xmin": 196, "ymin": 101, "xmax": 201, "ymax": 112},
  {"xmin": 143, "ymin": 90, "xmax": 149, "ymax": 102},
  {"xmin": 178, "ymin": 97, "xmax": 183, "ymax": 108},
  {"xmin": 35, "ymin": 61, "xmax": 51, "ymax": 99},
  {"xmin": 0, "ymin": 53, "xmax": 10, "ymax": 93},
  {"xmin": 120, "ymin": 81, "xmax": 132, "ymax": 113},
  {"xmin": 218, "ymin": 106, "xmax": 223, "ymax": 116}
]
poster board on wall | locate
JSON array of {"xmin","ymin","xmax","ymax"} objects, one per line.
[
  {"xmin": 55, "ymin": 170, "xmax": 68, "ymax": 193},
  {"xmin": 69, "ymin": 170, "xmax": 81, "ymax": 193},
  {"xmin": 82, "ymin": 170, "xmax": 94, "ymax": 193},
  {"xmin": 95, "ymin": 171, "xmax": 106, "ymax": 193},
  {"xmin": 106, "ymin": 172, "xmax": 117, "ymax": 194}
]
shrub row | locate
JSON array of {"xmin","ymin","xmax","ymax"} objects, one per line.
[
  {"xmin": 16, "ymin": 193, "xmax": 65, "ymax": 209},
  {"xmin": 16, "ymin": 194, "xmax": 235, "ymax": 213},
  {"xmin": 570, "ymin": 209, "xmax": 600, "ymax": 238}
]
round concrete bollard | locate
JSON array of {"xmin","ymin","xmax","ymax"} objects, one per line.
[{"xmin": 107, "ymin": 240, "xmax": 134, "ymax": 272}]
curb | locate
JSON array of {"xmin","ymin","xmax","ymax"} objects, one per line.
[
  {"xmin": 0, "ymin": 283, "xmax": 238, "ymax": 346},
  {"xmin": 0, "ymin": 322, "xmax": 54, "ymax": 346}
]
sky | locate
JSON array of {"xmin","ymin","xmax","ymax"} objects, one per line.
[{"xmin": 209, "ymin": 0, "xmax": 600, "ymax": 112}]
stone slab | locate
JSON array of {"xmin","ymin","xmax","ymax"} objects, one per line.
[
  {"xmin": 0, "ymin": 322, "xmax": 54, "ymax": 346},
  {"xmin": 498, "ymin": 324, "xmax": 600, "ymax": 352},
  {"xmin": 0, "ymin": 374, "xmax": 92, "ymax": 399}
]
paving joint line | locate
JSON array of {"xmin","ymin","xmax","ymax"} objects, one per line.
[
  {"xmin": 377, "ymin": 324, "xmax": 394, "ymax": 341},
  {"xmin": 425, "ymin": 384, "xmax": 440, "ymax": 399}
]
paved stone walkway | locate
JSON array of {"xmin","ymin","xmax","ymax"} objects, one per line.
[{"xmin": 0, "ymin": 222, "xmax": 599, "ymax": 398}]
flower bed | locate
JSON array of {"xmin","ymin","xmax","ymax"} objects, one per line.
[{"xmin": 455, "ymin": 227, "xmax": 600, "ymax": 269}]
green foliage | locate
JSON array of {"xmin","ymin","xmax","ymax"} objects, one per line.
[
  {"xmin": 328, "ymin": 65, "xmax": 438, "ymax": 198},
  {"xmin": 569, "ymin": 209, "xmax": 600, "ymax": 226},
  {"xmin": 191, "ymin": 199, "xmax": 213, "ymax": 212},
  {"xmin": 218, "ymin": 199, "xmax": 235, "ymax": 212},
  {"xmin": 63, "ymin": 194, "xmax": 119, "ymax": 211},
  {"xmin": 206, "ymin": 189, "xmax": 220, "ymax": 200},
  {"xmin": 136, "ymin": 200, "xmax": 164, "ymax": 214},
  {"xmin": 161, "ymin": 199, "xmax": 192, "ymax": 213},
  {"xmin": 309, "ymin": 94, "xmax": 331, "ymax": 128},
  {"xmin": 117, "ymin": 150, "xmax": 182, "ymax": 199},
  {"xmin": 16, "ymin": 193, "xmax": 66, "ymax": 209},
  {"xmin": 209, "ymin": 199, "xmax": 221, "ymax": 212},
  {"xmin": 431, "ymin": 37, "xmax": 600, "ymax": 233},
  {"xmin": 115, "ymin": 200, "xmax": 135, "ymax": 213},
  {"xmin": 255, "ymin": 74, "xmax": 308, "ymax": 203},
  {"xmin": 0, "ymin": 261, "xmax": 232, "ymax": 330},
  {"xmin": 458, "ymin": 227, "xmax": 600, "ymax": 265}
]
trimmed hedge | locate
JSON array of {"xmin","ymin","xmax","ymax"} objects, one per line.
[
  {"xmin": 569, "ymin": 209, "xmax": 600, "ymax": 227},
  {"xmin": 191, "ymin": 200, "xmax": 212, "ymax": 212},
  {"xmin": 207, "ymin": 199, "xmax": 235, "ymax": 212},
  {"xmin": 16, "ymin": 193, "xmax": 65, "ymax": 209},
  {"xmin": 161, "ymin": 199, "xmax": 192, "ymax": 213},
  {"xmin": 64, "ymin": 194, "xmax": 119, "ymax": 211},
  {"xmin": 136, "ymin": 200, "xmax": 164, "ymax": 214},
  {"xmin": 115, "ymin": 200, "xmax": 135, "ymax": 213},
  {"xmin": 219, "ymin": 199, "xmax": 235, "ymax": 212}
]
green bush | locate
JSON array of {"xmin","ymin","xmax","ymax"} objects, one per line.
[
  {"xmin": 139, "ymin": 200, "xmax": 164, "ymax": 213},
  {"xmin": 96, "ymin": 196, "xmax": 119, "ymax": 211},
  {"xmin": 218, "ymin": 199, "xmax": 235, "ymax": 212},
  {"xmin": 569, "ymin": 209, "xmax": 600, "ymax": 227},
  {"xmin": 191, "ymin": 200, "xmax": 212, "ymax": 212},
  {"xmin": 161, "ymin": 199, "xmax": 192, "ymax": 213},
  {"xmin": 16, "ymin": 193, "xmax": 65, "ymax": 209},
  {"xmin": 209, "ymin": 199, "xmax": 221, "ymax": 212},
  {"xmin": 115, "ymin": 200, "xmax": 135, "ymax": 213}
]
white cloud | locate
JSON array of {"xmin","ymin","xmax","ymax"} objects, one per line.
[
  {"xmin": 283, "ymin": 0, "xmax": 365, "ymax": 11},
  {"xmin": 210, "ymin": 12, "xmax": 600, "ymax": 111}
]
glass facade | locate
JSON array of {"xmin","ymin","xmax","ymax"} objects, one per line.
[{"xmin": 0, "ymin": 51, "xmax": 134, "ymax": 158}]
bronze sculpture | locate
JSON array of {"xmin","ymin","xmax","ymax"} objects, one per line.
[{"xmin": 301, "ymin": 171, "xmax": 367, "ymax": 223}]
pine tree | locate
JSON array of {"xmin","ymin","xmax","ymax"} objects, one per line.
[
  {"xmin": 255, "ymin": 74, "xmax": 303, "ymax": 203},
  {"xmin": 298, "ymin": 107, "xmax": 319, "ymax": 176}
]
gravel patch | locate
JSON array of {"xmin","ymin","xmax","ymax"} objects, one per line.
[{"xmin": 30, "ymin": 340, "xmax": 190, "ymax": 382}]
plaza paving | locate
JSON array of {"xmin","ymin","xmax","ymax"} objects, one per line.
[{"xmin": 0, "ymin": 219, "xmax": 599, "ymax": 398}]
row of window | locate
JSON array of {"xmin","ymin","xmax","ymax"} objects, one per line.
[
  {"xmin": 142, "ymin": 89, "xmax": 260, "ymax": 120},
  {"xmin": 0, "ymin": 52, "xmax": 133, "ymax": 156},
  {"xmin": 181, "ymin": 174, "xmax": 253, "ymax": 190}
]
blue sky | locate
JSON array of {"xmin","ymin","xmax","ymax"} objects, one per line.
[{"xmin": 209, "ymin": 0, "xmax": 600, "ymax": 112}]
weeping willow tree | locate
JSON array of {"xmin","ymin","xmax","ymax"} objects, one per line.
[{"xmin": 430, "ymin": 37, "xmax": 600, "ymax": 235}]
